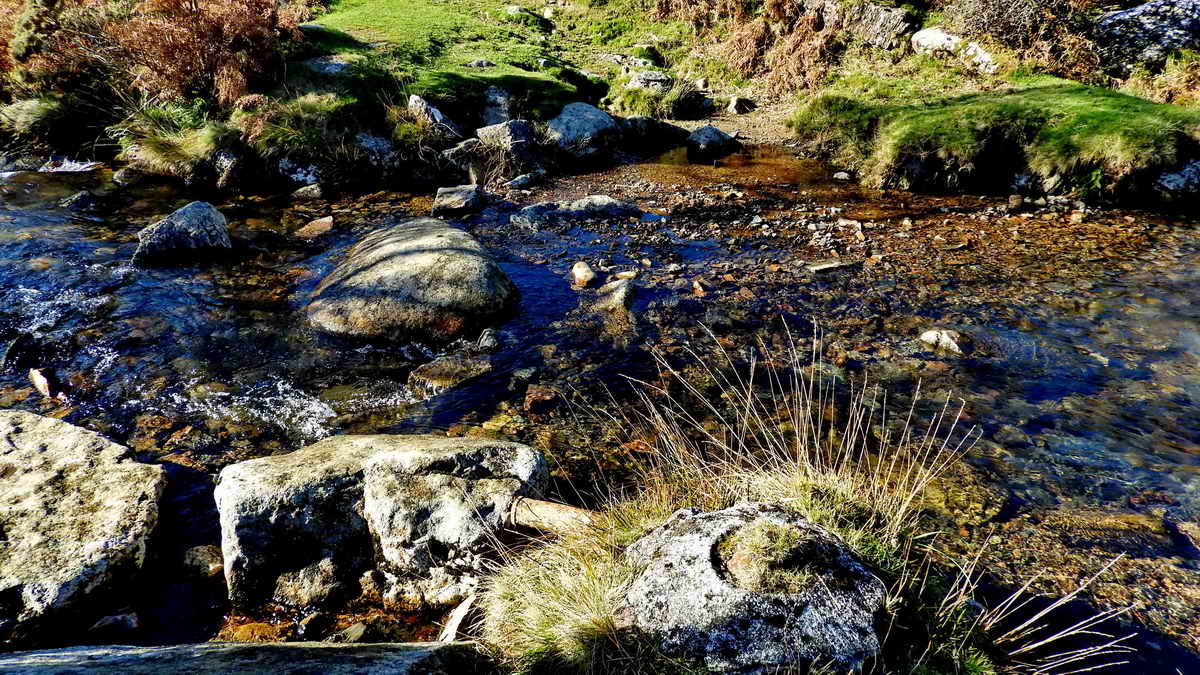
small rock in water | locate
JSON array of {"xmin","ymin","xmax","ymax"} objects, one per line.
[
  {"xmin": 833, "ymin": 171, "xmax": 852, "ymax": 182},
  {"xmin": 408, "ymin": 355, "xmax": 493, "ymax": 398},
  {"xmin": 113, "ymin": 167, "xmax": 145, "ymax": 186},
  {"xmin": 593, "ymin": 279, "xmax": 636, "ymax": 313},
  {"xmin": 571, "ymin": 261, "xmax": 597, "ymax": 287},
  {"xmin": 291, "ymin": 184, "xmax": 323, "ymax": 202},
  {"xmin": 431, "ymin": 185, "xmax": 486, "ymax": 217},
  {"xmin": 919, "ymin": 328, "xmax": 973, "ymax": 356},
  {"xmin": 295, "ymin": 216, "xmax": 333, "ymax": 240},
  {"xmin": 477, "ymin": 328, "xmax": 501, "ymax": 352},
  {"xmin": 806, "ymin": 259, "xmax": 860, "ymax": 275},
  {"xmin": 60, "ymin": 190, "xmax": 102, "ymax": 212},
  {"xmin": 28, "ymin": 368, "xmax": 66, "ymax": 401},
  {"xmin": 132, "ymin": 201, "xmax": 231, "ymax": 266},
  {"xmin": 182, "ymin": 545, "xmax": 224, "ymax": 579},
  {"xmin": 298, "ymin": 612, "xmax": 336, "ymax": 640},
  {"xmin": 1007, "ymin": 194, "xmax": 1026, "ymax": 212},
  {"xmin": 88, "ymin": 614, "xmax": 140, "ymax": 640}
]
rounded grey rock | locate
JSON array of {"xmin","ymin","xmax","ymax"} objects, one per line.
[{"xmin": 619, "ymin": 502, "xmax": 886, "ymax": 672}]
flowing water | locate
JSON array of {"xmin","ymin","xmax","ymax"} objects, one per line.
[{"xmin": 1, "ymin": 152, "xmax": 1198, "ymax": 661}]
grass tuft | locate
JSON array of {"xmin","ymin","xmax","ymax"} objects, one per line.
[{"xmin": 480, "ymin": 328, "xmax": 1136, "ymax": 674}]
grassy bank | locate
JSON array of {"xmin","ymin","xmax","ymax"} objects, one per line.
[{"xmin": 788, "ymin": 52, "xmax": 1200, "ymax": 196}]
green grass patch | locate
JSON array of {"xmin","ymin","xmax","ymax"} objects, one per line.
[{"xmin": 790, "ymin": 53, "xmax": 1200, "ymax": 195}]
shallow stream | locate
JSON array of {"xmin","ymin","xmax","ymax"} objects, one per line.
[{"xmin": 1, "ymin": 150, "xmax": 1197, "ymax": 661}]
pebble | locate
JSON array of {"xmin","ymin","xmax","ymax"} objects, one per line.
[{"xmin": 571, "ymin": 261, "xmax": 597, "ymax": 287}]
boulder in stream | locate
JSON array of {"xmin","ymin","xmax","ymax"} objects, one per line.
[
  {"xmin": 546, "ymin": 103, "xmax": 623, "ymax": 160},
  {"xmin": 215, "ymin": 435, "xmax": 547, "ymax": 610},
  {"xmin": 618, "ymin": 503, "xmax": 886, "ymax": 672},
  {"xmin": 306, "ymin": 218, "xmax": 517, "ymax": 342},
  {"xmin": 0, "ymin": 411, "xmax": 166, "ymax": 645},
  {"xmin": 686, "ymin": 125, "xmax": 740, "ymax": 162},
  {"xmin": 132, "ymin": 201, "xmax": 231, "ymax": 265}
]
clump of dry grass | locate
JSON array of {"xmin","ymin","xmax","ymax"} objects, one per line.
[{"xmin": 479, "ymin": 328, "xmax": 1136, "ymax": 674}]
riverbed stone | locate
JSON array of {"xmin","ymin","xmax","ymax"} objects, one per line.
[
  {"xmin": 547, "ymin": 103, "xmax": 623, "ymax": 160},
  {"xmin": 687, "ymin": 125, "xmax": 739, "ymax": 162},
  {"xmin": 431, "ymin": 185, "xmax": 487, "ymax": 217},
  {"xmin": 0, "ymin": 642, "xmax": 488, "ymax": 673},
  {"xmin": 306, "ymin": 218, "xmax": 517, "ymax": 342},
  {"xmin": 0, "ymin": 411, "xmax": 166, "ymax": 645},
  {"xmin": 919, "ymin": 328, "xmax": 973, "ymax": 355},
  {"xmin": 214, "ymin": 435, "xmax": 548, "ymax": 610},
  {"xmin": 408, "ymin": 355, "xmax": 493, "ymax": 398},
  {"xmin": 1156, "ymin": 159, "xmax": 1200, "ymax": 201},
  {"xmin": 132, "ymin": 201, "xmax": 231, "ymax": 265},
  {"xmin": 618, "ymin": 503, "xmax": 886, "ymax": 672}
]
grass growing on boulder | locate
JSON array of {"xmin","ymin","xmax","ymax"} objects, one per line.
[
  {"xmin": 480, "ymin": 330, "xmax": 1135, "ymax": 674},
  {"xmin": 789, "ymin": 52, "xmax": 1200, "ymax": 195}
]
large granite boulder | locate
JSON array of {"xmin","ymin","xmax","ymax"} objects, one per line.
[
  {"xmin": 215, "ymin": 435, "xmax": 548, "ymax": 610},
  {"xmin": 618, "ymin": 503, "xmax": 886, "ymax": 672},
  {"xmin": 687, "ymin": 125, "xmax": 740, "ymax": 162},
  {"xmin": 1097, "ymin": 0, "xmax": 1200, "ymax": 71},
  {"xmin": 132, "ymin": 202, "xmax": 231, "ymax": 265},
  {"xmin": 546, "ymin": 103, "xmax": 623, "ymax": 160},
  {"xmin": 0, "ymin": 642, "xmax": 487, "ymax": 674},
  {"xmin": 0, "ymin": 412, "xmax": 166, "ymax": 645},
  {"xmin": 306, "ymin": 218, "xmax": 517, "ymax": 342},
  {"xmin": 477, "ymin": 119, "xmax": 542, "ymax": 175},
  {"xmin": 821, "ymin": 0, "xmax": 913, "ymax": 49}
]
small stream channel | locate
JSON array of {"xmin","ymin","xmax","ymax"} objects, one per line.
[{"xmin": 1, "ymin": 150, "xmax": 1197, "ymax": 661}]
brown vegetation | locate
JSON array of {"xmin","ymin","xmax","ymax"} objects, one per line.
[{"xmin": 0, "ymin": 0, "xmax": 296, "ymax": 104}]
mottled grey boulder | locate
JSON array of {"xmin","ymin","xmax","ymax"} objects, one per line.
[
  {"xmin": 306, "ymin": 218, "xmax": 517, "ymax": 342},
  {"xmin": 0, "ymin": 412, "xmax": 166, "ymax": 645},
  {"xmin": 215, "ymin": 435, "xmax": 547, "ymax": 610},
  {"xmin": 824, "ymin": 0, "xmax": 913, "ymax": 49},
  {"xmin": 687, "ymin": 125, "xmax": 740, "ymax": 162},
  {"xmin": 477, "ymin": 119, "xmax": 542, "ymax": 173},
  {"xmin": 627, "ymin": 70, "xmax": 674, "ymax": 92},
  {"xmin": 547, "ymin": 103, "xmax": 623, "ymax": 160},
  {"xmin": 618, "ymin": 503, "xmax": 886, "ymax": 673},
  {"xmin": 431, "ymin": 185, "xmax": 487, "ymax": 217},
  {"xmin": 0, "ymin": 642, "xmax": 487, "ymax": 674},
  {"xmin": 132, "ymin": 201, "xmax": 231, "ymax": 265},
  {"xmin": 408, "ymin": 95, "xmax": 464, "ymax": 140},
  {"xmin": 1097, "ymin": 0, "xmax": 1200, "ymax": 71},
  {"xmin": 510, "ymin": 196, "xmax": 642, "ymax": 230},
  {"xmin": 1156, "ymin": 159, "xmax": 1200, "ymax": 202}
]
